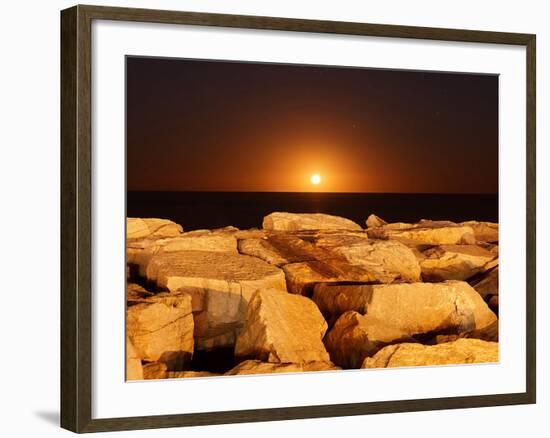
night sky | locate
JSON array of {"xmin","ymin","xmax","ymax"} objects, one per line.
[{"xmin": 127, "ymin": 57, "xmax": 498, "ymax": 194}]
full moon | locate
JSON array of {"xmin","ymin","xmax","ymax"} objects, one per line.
[{"xmin": 310, "ymin": 174, "xmax": 321, "ymax": 185}]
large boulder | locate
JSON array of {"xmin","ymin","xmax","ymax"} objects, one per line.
[
  {"xmin": 314, "ymin": 281, "xmax": 497, "ymax": 335},
  {"xmin": 127, "ymin": 290, "xmax": 194, "ymax": 370},
  {"xmin": 283, "ymin": 261, "xmax": 394, "ymax": 295},
  {"xmin": 419, "ymin": 244, "xmax": 496, "ymax": 281},
  {"xmin": 312, "ymin": 233, "xmax": 421, "ymax": 282},
  {"xmin": 235, "ymin": 288, "xmax": 330, "ymax": 364},
  {"xmin": 146, "ymin": 251, "xmax": 287, "ymax": 350},
  {"xmin": 127, "ymin": 218, "xmax": 183, "ymax": 240},
  {"xmin": 324, "ymin": 311, "xmax": 413, "ymax": 368},
  {"xmin": 263, "ymin": 212, "xmax": 362, "ymax": 231},
  {"xmin": 127, "ymin": 234, "xmax": 238, "ymax": 278},
  {"xmin": 225, "ymin": 360, "xmax": 338, "ymax": 376},
  {"xmin": 367, "ymin": 220, "xmax": 476, "ymax": 245},
  {"xmin": 362, "ymin": 339, "xmax": 498, "ymax": 368},
  {"xmin": 239, "ymin": 231, "xmax": 421, "ymax": 294}
]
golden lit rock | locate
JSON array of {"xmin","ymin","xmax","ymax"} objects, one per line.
[
  {"xmin": 263, "ymin": 212, "xmax": 362, "ymax": 231},
  {"xmin": 361, "ymin": 338, "xmax": 498, "ymax": 368},
  {"xmin": 235, "ymin": 288, "xmax": 330, "ymax": 364}
]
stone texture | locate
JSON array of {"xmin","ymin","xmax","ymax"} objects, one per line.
[
  {"xmin": 461, "ymin": 221, "xmax": 499, "ymax": 243},
  {"xmin": 362, "ymin": 338, "xmax": 499, "ymax": 368},
  {"xmin": 314, "ymin": 281, "xmax": 497, "ymax": 335},
  {"xmin": 126, "ymin": 338, "xmax": 143, "ymax": 381},
  {"xmin": 127, "ymin": 218, "xmax": 183, "ymax": 240},
  {"xmin": 366, "ymin": 214, "xmax": 388, "ymax": 228},
  {"xmin": 283, "ymin": 261, "xmax": 394, "ymax": 295},
  {"xmin": 313, "ymin": 233, "xmax": 421, "ymax": 282},
  {"xmin": 263, "ymin": 212, "xmax": 362, "ymax": 231},
  {"xmin": 239, "ymin": 231, "xmax": 420, "ymax": 294},
  {"xmin": 127, "ymin": 234, "xmax": 238, "ymax": 278},
  {"xmin": 419, "ymin": 244, "xmax": 497, "ymax": 281},
  {"xmin": 146, "ymin": 251, "xmax": 287, "ymax": 350},
  {"xmin": 235, "ymin": 288, "xmax": 330, "ymax": 364},
  {"xmin": 471, "ymin": 267, "xmax": 499, "ymax": 301},
  {"xmin": 324, "ymin": 311, "xmax": 414, "ymax": 368},
  {"xmin": 127, "ymin": 291, "xmax": 194, "ymax": 369},
  {"xmin": 225, "ymin": 360, "xmax": 339, "ymax": 376},
  {"xmin": 367, "ymin": 220, "xmax": 476, "ymax": 245},
  {"xmin": 142, "ymin": 361, "xmax": 168, "ymax": 380}
]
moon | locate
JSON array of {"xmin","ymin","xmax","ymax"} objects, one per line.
[{"xmin": 310, "ymin": 174, "xmax": 321, "ymax": 185}]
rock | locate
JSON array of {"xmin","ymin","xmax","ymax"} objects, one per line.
[
  {"xmin": 126, "ymin": 338, "xmax": 143, "ymax": 381},
  {"xmin": 263, "ymin": 212, "xmax": 362, "ymax": 231},
  {"xmin": 225, "ymin": 360, "xmax": 339, "ymax": 376},
  {"xmin": 146, "ymin": 251, "xmax": 287, "ymax": 350},
  {"xmin": 283, "ymin": 261, "xmax": 394, "ymax": 295},
  {"xmin": 419, "ymin": 244, "xmax": 497, "ymax": 281},
  {"xmin": 239, "ymin": 231, "xmax": 420, "ymax": 293},
  {"xmin": 127, "ymin": 290, "xmax": 194, "ymax": 369},
  {"xmin": 313, "ymin": 233, "xmax": 421, "ymax": 282},
  {"xmin": 234, "ymin": 288, "xmax": 330, "ymax": 364},
  {"xmin": 471, "ymin": 267, "xmax": 499, "ymax": 301},
  {"xmin": 461, "ymin": 221, "xmax": 499, "ymax": 243},
  {"xmin": 127, "ymin": 234, "xmax": 238, "ymax": 278},
  {"xmin": 324, "ymin": 311, "xmax": 414, "ymax": 368},
  {"xmin": 366, "ymin": 214, "xmax": 388, "ymax": 228},
  {"xmin": 435, "ymin": 319, "xmax": 499, "ymax": 343},
  {"xmin": 142, "ymin": 361, "xmax": 168, "ymax": 380},
  {"xmin": 314, "ymin": 281, "xmax": 497, "ymax": 335},
  {"xmin": 127, "ymin": 218, "xmax": 183, "ymax": 240},
  {"xmin": 166, "ymin": 371, "xmax": 220, "ymax": 378},
  {"xmin": 367, "ymin": 221, "xmax": 476, "ymax": 245},
  {"xmin": 237, "ymin": 238, "xmax": 297, "ymax": 266},
  {"xmin": 362, "ymin": 339, "xmax": 498, "ymax": 368}
]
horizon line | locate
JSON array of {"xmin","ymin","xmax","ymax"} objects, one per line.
[{"xmin": 127, "ymin": 190, "xmax": 498, "ymax": 196}]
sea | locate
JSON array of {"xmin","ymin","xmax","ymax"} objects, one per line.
[{"xmin": 127, "ymin": 192, "xmax": 498, "ymax": 231}]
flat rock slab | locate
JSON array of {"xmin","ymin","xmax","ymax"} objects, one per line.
[
  {"xmin": 235, "ymin": 288, "xmax": 330, "ymax": 364},
  {"xmin": 362, "ymin": 338, "xmax": 498, "ymax": 368},
  {"xmin": 225, "ymin": 360, "xmax": 339, "ymax": 376},
  {"xmin": 367, "ymin": 220, "xmax": 476, "ymax": 245},
  {"xmin": 127, "ymin": 291, "xmax": 194, "ymax": 370},
  {"xmin": 127, "ymin": 218, "xmax": 183, "ymax": 240},
  {"xmin": 127, "ymin": 234, "xmax": 238, "ymax": 278},
  {"xmin": 146, "ymin": 251, "xmax": 287, "ymax": 350},
  {"xmin": 314, "ymin": 281, "xmax": 497, "ymax": 335},
  {"xmin": 324, "ymin": 311, "xmax": 414, "ymax": 368},
  {"xmin": 419, "ymin": 244, "xmax": 497, "ymax": 281},
  {"xmin": 263, "ymin": 212, "xmax": 362, "ymax": 231}
]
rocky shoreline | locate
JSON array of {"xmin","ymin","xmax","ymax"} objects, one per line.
[{"xmin": 126, "ymin": 212, "xmax": 499, "ymax": 380}]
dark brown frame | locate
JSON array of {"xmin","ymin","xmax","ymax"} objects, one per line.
[{"xmin": 61, "ymin": 4, "xmax": 536, "ymax": 433}]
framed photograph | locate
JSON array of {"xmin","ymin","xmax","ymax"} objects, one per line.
[{"xmin": 60, "ymin": 4, "xmax": 536, "ymax": 433}]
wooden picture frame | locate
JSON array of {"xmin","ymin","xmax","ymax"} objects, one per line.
[{"xmin": 61, "ymin": 4, "xmax": 536, "ymax": 433}]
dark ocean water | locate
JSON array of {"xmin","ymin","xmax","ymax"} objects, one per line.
[{"xmin": 127, "ymin": 192, "xmax": 498, "ymax": 231}]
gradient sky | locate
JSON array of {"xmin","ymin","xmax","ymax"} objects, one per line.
[{"xmin": 127, "ymin": 56, "xmax": 498, "ymax": 193}]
